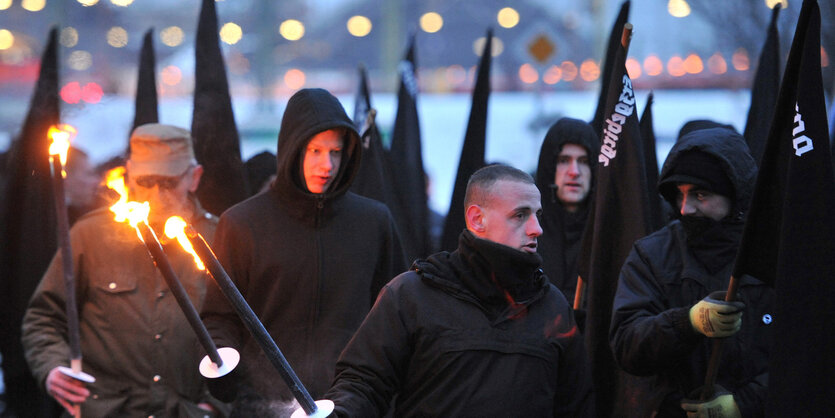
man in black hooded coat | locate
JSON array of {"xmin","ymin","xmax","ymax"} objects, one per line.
[
  {"xmin": 534, "ymin": 118, "xmax": 598, "ymax": 304},
  {"xmin": 201, "ymin": 88, "xmax": 406, "ymax": 413},
  {"xmin": 325, "ymin": 164, "xmax": 593, "ymax": 417},
  {"xmin": 609, "ymin": 128, "xmax": 773, "ymax": 417}
]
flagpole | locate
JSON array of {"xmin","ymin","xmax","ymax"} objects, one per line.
[{"xmin": 700, "ymin": 276, "xmax": 740, "ymax": 400}]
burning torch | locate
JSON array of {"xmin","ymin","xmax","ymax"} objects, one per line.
[
  {"xmin": 165, "ymin": 218, "xmax": 333, "ymax": 418},
  {"xmin": 48, "ymin": 125, "xmax": 96, "ymax": 417},
  {"xmin": 104, "ymin": 168, "xmax": 238, "ymax": 380}
]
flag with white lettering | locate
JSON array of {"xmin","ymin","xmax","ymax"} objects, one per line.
[
  {"xmin": 591, "ymin": 1, "xmax": 630, "ymax": 134},
  {"xmin": 743, "ymin": 5, "xmax": 782, "ymax": 165},
  {"xmin": 388, "ymin": 34, "xmax": 429, "ymax": 262},
  {"xmin": 350, "ymin": 65, "xmax": 395, "ymax": 209},
  {"xmin": 440, "ymin": 28, "xmax": 492, "ymax": 252},
  {"xmin": 577, "ymin": 23, "xmax": 653, "ymax": 418},
  {"xmin": 731, "ymin": 1, "xmax": 835, "ymax": 415},
  {"xmin": 639, "ymin": 91, "xmax": 665, "ymax": 231},
  {"xmin": 192, "ymin": 0, "xmax": 249, "ymax": 216}
]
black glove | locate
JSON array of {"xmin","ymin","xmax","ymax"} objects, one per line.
[{"xmin": 689, "ymin": 291, "xmax": 745, "ymax": 338}]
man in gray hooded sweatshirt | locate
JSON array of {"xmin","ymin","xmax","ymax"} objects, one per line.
[{"xmin": 201, "ymin": 88, "xmax": 406, "ymax": 415}]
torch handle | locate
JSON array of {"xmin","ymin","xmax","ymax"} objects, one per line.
[
  {"xmin": 701, "ymin": 275, "xmax": 739, "ymax": 400},
  {"xmin": 50, "ymin": 157, "xmax": 82, "ymax": 362},
  {"xmin": 186, "ymin": 228, "xmax": 318, "ymax": 415},
  {"xmin": 137, "ymin": 222, "xmax": 223, "ymax": 367}
]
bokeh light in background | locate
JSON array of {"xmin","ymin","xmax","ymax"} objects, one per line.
[
  {"xmin": 279, "ymin": 19, "xmax": 304, "ymax": 41},
  {"xmin": 21, "ymin": 0, "xmax": 45, "ymax": 12},
  {"xmin": 160, "ymin": 26, "xmax": 184, "ymax": 47},
  {"xmin": 644, "ymin": 55, "xmax": 663, "ymax": 76},
  {"xmin": 667, "ymin": 55, "xmax": 685, "ymax": 77},
  {"xmin": 561, "ymin": 61, "xmax": 578, "ymax": 81},
  {"xmin": 110, "ymin": 0, "xmax": 134, "ymax": 7},
  {"xmin": 765, "ymin": 0, "xmax": 788, "ymax": 9},
  {"xmin": 77, "ymin": 0, "xmax": 99, "ymax": 6},
  {"xmin": 60, "ymin": 27, "xmax": 79, "ymax": 47},
  {"xmin": 708, "ymin": 53, "xmax": 728, "ymax": 74},
  {"xmin": 161, "ymin": 65, "xmax": 182, "ymax": 86},
  {"xmin": 67, "ymin": 50, "xmax": 92, "ymax": 71},
  {"xmin": 0, "ymin": 0, "xmax": 11, "ymax": 10},
  {"xmin": 497, "ymin": 8, "xmax": 519, "ymax": 29},
  {"xmin": 106, "ymin": 26, "xmax": 128, "ymax": 48},
  {"xmin": 543, "ymin": 65, "xmax": 562, "ymax": 85},
  {"xmin": 0, "ymin": 29, "xmax": 13, "ymax": 50},
  {"xmin": 518, "ymin": 63, "xmax": 537, "ymax": 84},
  {"xmin": 684, "ymin": 53, "xmax": 703, "ymax": 74},
  {"xmin": 579, "ymin": 59, "xmax": 600, "ymax": 82},
  {"xmin": 626, "ymin": 58, "xmax": 642, "ymax": 78},
  {"xmin": 420, "ymin": 12, "xmax": 443, "ymax": 33},
  {"xmin": 667, "ymin": 0, "xmax": 691, "ymax": 18},
  {"xmin": 472, "ymin": 36, "xmax": 503, "ymax": 57},
  {"xmin": 732, "ymin": 48, "xmax": 750, "ymax": 71},
  {"xmin": 284, "ymin": 68, "xmax": 305, "ymax": 89},
  {"xmin": 347, "ymin": 15, "xmax": 372, "ymax": 37},
  {"xmin": 220, "ymin": 22, "xmax": 242, "ymax": 45}
]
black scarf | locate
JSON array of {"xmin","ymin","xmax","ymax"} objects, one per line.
[
  {"xmin": 454, "ymin": 231, "xmax": 546, "ymax": 318},
  {"xmin": 679, "ymin": 215, "xmax": 744, "ymax": 275}
]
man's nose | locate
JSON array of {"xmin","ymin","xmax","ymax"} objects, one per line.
[
  {"xmin": 567, "ymin": 160, "xmax": 580, "ymax": 176},
  {"xmin": 527, "ymin": 216, "xmax": 543, "ymax": 237},
  {"xmin": 680, "ymin": 195, "xmax": 696, "ymax": 216}
]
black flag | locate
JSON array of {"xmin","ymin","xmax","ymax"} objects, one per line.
[
  {"xmin": 729, "ymin": 1, "xmax": 835, "ymax": 415},
  {"xmin": 132, "ymin": 29, "xmax": 159, "ymax": 136},
  {"xmin": 743, "ymin": 5, "xmax": 782, "ymax": 164},
  {"xmin": 0, "ymin": 27, "xmax": 62, "ymax": 416},
  {"xmin": 576, "ymin": 23, "xmax": 653, "ymax": 418},
  {"xmin": 192, "ymin": 0, "xmax": 249, "ymax": 215},
  {"xmin": 591, "ymin": 1, "xmax": 630, "ymax": 134},
  {"xmin": 388, "ymin": 34, "xmax": 429, "ymax": 262},
  {"xmin": 350, "ymin": 65, "xmax": 395, "ymax": 209},
  {"xmin": 440, "ymin": 29, "xmax": 492, "ymax": 252},
  {"xmin": 639, "ymin": 91, "xmax": 665, "ymax": 231}
]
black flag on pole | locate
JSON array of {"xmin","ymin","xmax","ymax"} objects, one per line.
[
  {"xmin": 350, "ymin": 65, "xmax": 395, "ymax": 209},
  {"xmin": 0, "ymin": 27, "xmax": 62, "ymax": 416},
  {"xmin": 591, "ymin": 1, "xmax": 630, "ymax": 134},
  {"xmin": 388, "ymin": 34, "xmax": 429, "ymax": 263},
  {"xmin": 729, "ymin": 1, "xmax": 835, "ymax": 415},
  {"xmin": 576, "ymin": 23, "xmax": 653, "ymax": 418},
  {"xmin": 440, "ymin": 28, "xmax": 492, "ymax": 252},
  {"xmin": 639, "ymin": 91, "xmax": 665, "ymax": 231},
  {"xmin": 743, "ymin": 5, "xmax": 782, "ymax": 165},
  {"xmin": 132, "ymin": 29, "xmax": 160, "ymax": 136},
  {"xmin": 192, "ymin": 0, "xmax": 249, "ymax": 216}
]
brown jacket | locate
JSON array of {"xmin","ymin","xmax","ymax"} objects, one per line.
[{"xmin": 22, "ymin": 205, "xmax": 221, "ymax": 417}]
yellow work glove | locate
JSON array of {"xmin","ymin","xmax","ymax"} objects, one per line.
[
  {"xmin": 689, "ymin": 291, "xmax": 745, "ymax": 338},
  {"xmin": 681, "ymin": 385, "xmax": 741, "ymax": 418}
]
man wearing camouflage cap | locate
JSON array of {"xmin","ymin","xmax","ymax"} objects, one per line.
[{"xmin": 22, "ymin": 123, "xmax": 226, "ymax": 417}]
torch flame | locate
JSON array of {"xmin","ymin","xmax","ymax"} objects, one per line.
[
  {"xmin": 164, "ymin": 216, "xmax": 205, "ymax": 271},
  {"xmin": 48, "ymin": 124, "xmax": 77, "ymax": 177},
  {"xmin": 105, "ymin": 166, "xmax": 150, "ymax": 240}
]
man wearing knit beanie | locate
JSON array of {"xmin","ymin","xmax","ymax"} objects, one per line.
[{"xmin": 610, "ymin": 128, "xmax": 774, "ymax": 418}]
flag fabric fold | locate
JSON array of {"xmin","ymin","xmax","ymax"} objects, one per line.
[
  {"xmin": 132, "ymin": 29, "xmax": 160, "ymax": 136},
  {"xmin": 729, "ymin": 1, "xmax": 835, "ymax": 414},
  {"xmin": 639, "ymin": 91, "xmax": 665, "ymax": 231},
  {"xmin": 590, "ymin": 1, "xmax": 630, "ymax": 134},
  {"xmin": 743, "ymin": 5, "xmax": 782, "ymax": 164},
  {"xmin": 576, "ymin": 23, "xmax": 653, "ymax": 418},
  {"xmin": 192, "ymin": 0, "xmax": 249, "ymax": 216},
  {"xmin": 440, "ymin": 28, "xmax": 492, "ymax": 253},
  {"xmin": 388, "ymin": 34, "xmax": 429, "ymax": 263}
]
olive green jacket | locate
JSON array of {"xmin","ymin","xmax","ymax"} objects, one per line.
[{"xmin": 22, "ymin": 205, "xmax": 224, "ymax": 417}]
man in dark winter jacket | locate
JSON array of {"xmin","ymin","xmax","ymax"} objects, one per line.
[
  {"xmin": 326, "ymin": 164, "xmax": 594, "ymax": 417},
  {"xmin": 609, "ymin": 127, "xmax": 773, "ymax": 418},
  {"xmin": 201, "ymin": 88, "xmax": 406, "ymax": 414},
  {"xmin": 534, "ymin": 118, "xmax": 597, "ymax": 304}
]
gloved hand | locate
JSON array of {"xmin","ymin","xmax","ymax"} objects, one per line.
[
  {"xmin": 681, "ymin": 385, "xmax": 741, "ymax": 418},
  {"xmin": 689, "ymin": 291, "xmax": 745, "ymax": 338}
]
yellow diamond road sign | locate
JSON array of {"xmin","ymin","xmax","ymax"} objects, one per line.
[{"xmin": 528, "ymin": 34, "xmax": 556, "ymax": 63}]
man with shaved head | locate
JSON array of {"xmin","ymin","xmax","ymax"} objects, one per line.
[{"xmin": 326, "ymin": 164, "xmax": 594, "ymax": 417}]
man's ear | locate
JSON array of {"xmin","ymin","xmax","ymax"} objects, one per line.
[
  {"xmin": 465, "ymin": 204, "xmax": 486, "ymax": 234},
  {"xmin": 187, "ymin": 165, "xmax": 204, "ymax": 193}
]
